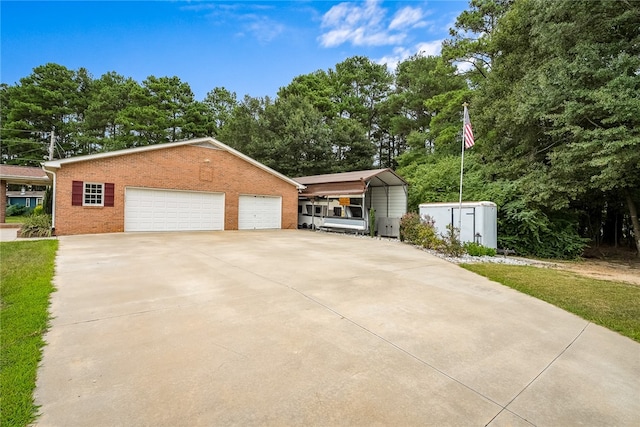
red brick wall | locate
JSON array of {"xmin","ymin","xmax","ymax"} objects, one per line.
[{"xmin": 53, "ymin": 144, "xmax": 299, "ymax": 235}]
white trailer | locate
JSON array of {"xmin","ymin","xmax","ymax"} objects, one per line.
[{"xmin": 419, "ymin": 201, "xmax": 497, "ymax": 249}]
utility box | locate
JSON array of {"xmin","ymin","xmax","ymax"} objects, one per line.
[{"xmin": 419, "ymin": 201, "xmax": 497, "ymax": 249}]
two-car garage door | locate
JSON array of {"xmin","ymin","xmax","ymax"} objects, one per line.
[
  {"xmin": 125, "ymin": 188, "xmax": 282, "ymax": 232},
  {"xmin": 125, "ymin": 188, "xmax": 225, "ymax": 232}
]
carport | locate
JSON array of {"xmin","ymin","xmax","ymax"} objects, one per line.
[{"xmin": 295, "ymin": 169, "xmax": 408, "ymax": 237}]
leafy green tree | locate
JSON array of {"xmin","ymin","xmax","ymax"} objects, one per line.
[
  {"xmin": 277, "ymin": 71, "xmax": 336, "ymax": 118},
  {"xmin": 217, "ymin": 95, "xmax": 267, "ymax": 157},
  {"xmin": 442, "ymin": 0, "xmax": 512, "ymax": 78},
  {"xmin": 329, "ymin": 118, "xmax": 375, "ymax": 172},
  {"xmin": 476, "ymin": 0, "xmax": 640, "ymax": 255},
  {"xmin": 390, "ymin": 55, "xmax": 470, "ymax": 167},
  {"xmin": 204, "ymin": 87, "xmax": 238, "ymax": 138},
  {"xmin": 84, "ymin": 72, "xmax": 140, "ymax": 151},
  {"xmin": 261, "ymin": 95, "xmax": 333, "ymax": 177},
  {"xmin": 1, "ymin": 63, "xmax": 87, "ymax": 163},
  {"xmin": 329, "ymin": 56, "xmax": 393, "ymax": 167}
]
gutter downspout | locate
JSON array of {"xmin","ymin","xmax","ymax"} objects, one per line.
[{"xmin": 42, "ymin": 166, "xmax": 57, "ymax": 233}]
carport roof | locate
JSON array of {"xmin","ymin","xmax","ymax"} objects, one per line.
[
  {"xmin": 294, "ymin": 169, "xmax": 407, "ymax": 197},
  {"xmin": 0, "ymin": 164, "xmax": 51, "ymax": 185},
  {"xmin": 42, "ymin": 137, "xmax": 305, "ymax": 190}
]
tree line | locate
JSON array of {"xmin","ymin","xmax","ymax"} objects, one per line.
[{"xmin": 1, "ymin": 0, "xmax": 638, "ymax": 258}]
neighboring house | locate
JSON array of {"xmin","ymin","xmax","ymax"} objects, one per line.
[
  {"xmin": 42, "ymin": 137, "xmax": 305, "ymax": 236},
  {"xmin": 294, "ymin": 169, "xmax": 408, "ymax": 238},
  {"xmin": 0, "ymin": 164, "xmax": 51, "ymax": 223},
  {"xmin": 6, "ymin": 190, "xmax": 45, "ymax": 208}
]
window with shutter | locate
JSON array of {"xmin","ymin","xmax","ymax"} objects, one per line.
[
  {"xmin": 72, "ymin": 181, "xmax": 115, "ymax": 207},
  {"xmin": 104, "ymin": 183, "xmax": 115, "ymax": 207},
  {"xmin": 72, "ymin": 181, "xmax": 83, "ymax": 206}
]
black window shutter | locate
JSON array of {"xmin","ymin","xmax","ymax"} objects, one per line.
[
  {"xmin": 72, "ymin": 181, "xmax": 83, "ymax": 206},
  {"xmin": 104, "ymin": 183, "xmax": 115, "ymax": 207}
]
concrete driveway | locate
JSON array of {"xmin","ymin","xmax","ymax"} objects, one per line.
[{"xmin": 35, "ymin": 230, "xmax": 639, "ymax": 426}]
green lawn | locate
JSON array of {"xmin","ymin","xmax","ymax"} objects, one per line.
[
  {"xmin": 4, "ymin": 216, "xmax": 28, "ymax": 224},
  {"xmin": 461, "ymin": 263, "xmax": 640, "ymax": 342},
  {"xmin": 0, "ymin": 240, "xmax": 58, "ymax": 427}
]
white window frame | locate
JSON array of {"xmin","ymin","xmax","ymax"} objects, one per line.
[
  {"xmin": 83, "ymin": 182, "xmax": 104, "ymax": 206},
  {"xmin": 36, "ymin": 198, "xmax": 43, "ymax": 206},
  {"xmin": 26, "ymin": 198, "xmax": 31, "ymax": 207}
]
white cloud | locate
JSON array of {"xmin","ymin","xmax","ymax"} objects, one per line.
[
  {"xmin": 319, "ymin": 0, "xmax": 425, "ymax": 48},
  {"xmin": 241, "ymin": 14, "xmax": 285, "ymax": 44},
  {"xmin": 389, "ymin": 6, "xmax": 425, "ymax": 30},
  {"xmin": 376, "ymin": 46, "xmax": 412, "ymax": 70},
  {"xmin": 375, "ymin": 40, "xmax": 443, "ymax": 72},
  {"xmin": 454, "ymin": 60, "xmax": 475, "ymax": 74},
  {"xmin": 415, "ymin": 40, "xmax": 442, "ymax": 56}
]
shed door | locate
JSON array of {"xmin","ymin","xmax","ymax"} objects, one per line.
[
  {"xmin": 125, "ymin": 188, "xmax": 224, "ymax": 232},
  {"xmin": 238, "ymin": 195, "xmax": 282, "ymax": 230}
]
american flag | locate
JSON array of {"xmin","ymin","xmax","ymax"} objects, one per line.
[{"xmin": 464, "ymin": 106, "xmax": 475, "ymax": 149}]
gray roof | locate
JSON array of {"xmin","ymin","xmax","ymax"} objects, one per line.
[
  {"xmin": 294, "ymin": 168, "xmax": 407, "ymax": 186},
  {"xmin": 0, "ymin": 164, "xmax": 51, "ymax": 185}
]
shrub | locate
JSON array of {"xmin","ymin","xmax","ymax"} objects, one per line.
[
  {"xmin": 20, "ymin": 215, "xmax": 52, "ymax": 238},
  {"xmin": 369, "ymin": 208, "xmax": 376, "ymax": 237},
  {"xmin": 464, "ymin": 242, "xmax": 497, "ymax": 257},
  {"xmin": 32, "ymin": 205, "xmax": 44, "ymax": 216},
  {"xmin": 400, "ymin": 212, "xmax": 421, "ymax": 243},
  {"xmin": 438, "ymin": 224, "xmax": 465, "ymax": 257},
  {"xmin": 6, "ymin": 204, "xmax": 29, "ymax": 217},
  {"xmin": 400, "ymin": 213, "xmax": 441, "ymax": 249}
]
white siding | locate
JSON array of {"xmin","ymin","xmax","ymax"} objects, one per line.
[{"xmin": 370, "ymin": 186, "xmax": 407, "ymax": 218}]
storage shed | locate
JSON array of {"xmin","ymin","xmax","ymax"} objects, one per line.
[
  {"xmin": 42, "ymin": 137, "xmax": 304, "ymax": 235},
  {"xmin": 419, "ymin": 201, "xmax": 497, "ymax": 249},
  {"xmin": 295, "ymin": 169, "xmax": 408, "ymax": 238}
]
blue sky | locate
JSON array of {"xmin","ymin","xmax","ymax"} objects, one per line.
[{"xmin": 1, "ymin": 1, "xmax": 468, "ymax": 100}]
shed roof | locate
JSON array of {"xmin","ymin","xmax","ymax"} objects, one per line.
[
  {"xmin": 294, "ymin": 169, "xmax": 407, "ymax": 197},
  {"xmin": 42, "ymin": 137, "xmax": 305, "ymax": 190},
  {"xmin": 0, "ymin": 164, "xmax": 51, "ymax": 185}
]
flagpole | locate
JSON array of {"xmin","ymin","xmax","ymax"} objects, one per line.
[{"xmin": 458, "ymin": 103, "xmax": 468, "ymax": 233}]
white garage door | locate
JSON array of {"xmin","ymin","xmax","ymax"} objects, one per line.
[
  {"xmin": 238, "ymin": 195, "xmax": 282, "ymax": 230},
  {"xmin": 125, "ymin": 188, "xmax": 225, "ymax": 232}
]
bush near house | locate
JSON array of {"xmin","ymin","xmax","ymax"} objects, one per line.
[
  {"xmin": 400, "ymin": 213, "xmax": 440, "ymax": 249},
  {"xmin": 19, "ymin": 215, "xmax": 52, "ymax": 238},
  {"xmin": 400, "ymin": 213, "xmax": 495, "ymax": 257},
  {"xmin": 6, "ymin": 205, "xmax": 31, "ymax": 217},
  {"xmin": 464, "ymin": 242, "xmax": 497, "ymax": 257}
]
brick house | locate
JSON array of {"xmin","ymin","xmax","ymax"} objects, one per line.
[{"xmin": 42, "ymin": 138, "xmax": 304, "ymax": 236}]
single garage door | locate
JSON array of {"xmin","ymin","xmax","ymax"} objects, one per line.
[
  {"xmin": 125, "ymin": 188, "xmax": 225, "ymax": 232},
  {"xmin": 238, "ymin": 195, "xmax": 282, "ymax": 230}
]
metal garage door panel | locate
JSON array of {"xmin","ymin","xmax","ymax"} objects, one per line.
[
  {"xmin": 125, "ymin": 188, "xmax": 224, "ymax": 232},
  {"xmin": 238, "ymin": 195, "xmax": 282, "ymax": 230}
]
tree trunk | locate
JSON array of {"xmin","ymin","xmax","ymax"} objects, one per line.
[{"xmin": 625, "ymin": 190, "xmax": 640, "ymax": 257}]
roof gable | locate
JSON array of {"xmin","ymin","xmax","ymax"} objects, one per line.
[{"xmin": 42, "ymin": 137, "xmax": 304, "ymax": 190}]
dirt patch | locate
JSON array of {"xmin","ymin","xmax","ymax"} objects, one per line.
[{"xmin": 551, "ymin": 259, "xmax": 640, "ymax": 286}]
